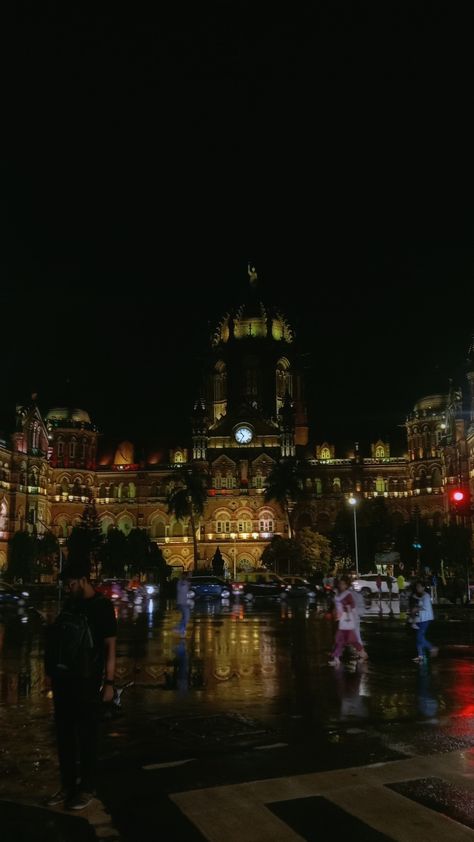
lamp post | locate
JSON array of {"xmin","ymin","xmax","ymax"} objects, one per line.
[
  {"xmin": 230, "ymin": 532, "xmax": 237, "ymax": 580},
  {"xmin": 348, "ymin": 496, "xmax": 359, "ymax": 577}
]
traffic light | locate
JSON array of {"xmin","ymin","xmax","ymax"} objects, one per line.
[{"xmin": 450, "ymin": 488, "xmax": 470, "ymax": 522}]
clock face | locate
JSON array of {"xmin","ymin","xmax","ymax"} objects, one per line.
[{"xmin": 234, "ymin": 424, "xmax": 253, "ymax": 444}]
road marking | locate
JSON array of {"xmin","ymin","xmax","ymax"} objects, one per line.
[
  {"xmin": 143, "ymin": 758, "xmax": 195, "ymax": 770},
  {"xmin": 171, "ymin": 749, "xmax": 474, "ymax": 841},
  {"xmin": 253, "ymin": 743, "xmax": 288, "ymax": 751}
]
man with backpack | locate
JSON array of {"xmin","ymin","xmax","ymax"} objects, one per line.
[{"xmin": 45, "ymin": 559, "xmax": 117, "ymax": 811}]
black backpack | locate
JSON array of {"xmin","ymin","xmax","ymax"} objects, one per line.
[{"xmin": 45, "ymin": 599, "xmax": 102, "ymax": 679}]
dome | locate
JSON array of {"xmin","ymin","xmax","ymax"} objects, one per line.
[
  {"xmin": 212, "ymin": 300, "xmax": 294, "ymax": 347},
  {"xmin": 413, "ymin": 394, "xmax": 447, "ymax": 413},
  {"xmin": 113, "ymin": 441, "xmax": 135, "ymax": 466},
  {"xmin": 45, "ymin": 407, "xmax": 92, "ymax": 424}
]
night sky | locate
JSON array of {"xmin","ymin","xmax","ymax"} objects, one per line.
[{"xmin": 2, "ymin": 13, "xmax": 473, "ymax": 455}]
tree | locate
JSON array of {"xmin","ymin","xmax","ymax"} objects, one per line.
[
  {"xmin": 440, "ymin": 523, "xmax": 471, "ymax": 575},
  {"xmin": 264, "ymin": 458, "xmax": 303, "ymax": 539},
  {"xmin": 36, "ymin": 531, "xmax": 60, "ymax": 576},
  {"xmin": 67, "ymin": 501, "xmax": 103, "ymax": 575},
  {"xmin": 167, "ymin": 468, "xmax": 207, "ymax": 571},
  {"xmin": 332, "ymin": 498, "xmax": 396, "ymax": 573},
  {"xmin": 7, "ymin": 531, "xmax": 35, "ymax": 582},
  {"xmin": 297, "ymin": 527, "xmax": 332, "ymax": 575},
  {"xmin": 148, "ymin": 542, "xmax": 168, "ymax": 583},
  {"xmin": 261, "ymin": 535, "xmax": 302, "ymax": 575},
  {"xmin": 127, "ymin": 528, "xmax": 151, "ymax": 576},
  {"xmin": 98, "ymin": 528, "xmax": 128, "ymax": 578},
  {"xmin": 211, "ymin": 546, "xmax": 225, "ymax": 577}
]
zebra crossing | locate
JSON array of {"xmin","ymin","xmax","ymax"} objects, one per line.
[{"xmin": 170, "ymin": 748, "xmax": 474, "ymax": 841}]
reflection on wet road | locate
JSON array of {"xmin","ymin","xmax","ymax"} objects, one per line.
[{"xmin": 1, "ymin": 596, "xmax": 473, "ymax": 729}]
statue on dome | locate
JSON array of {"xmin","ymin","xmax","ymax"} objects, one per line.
[{"xmin": 247, "ymin": 262, "xmax": 258, "ymax": 287}]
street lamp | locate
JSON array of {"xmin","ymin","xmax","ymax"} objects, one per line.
[
  {"xmin": 348, "ymin": 496, "xmax": 359, "ymax": 577},
  {"xmin": 230, "ymin": 532, "xmax": 237, "ymax": 580}
]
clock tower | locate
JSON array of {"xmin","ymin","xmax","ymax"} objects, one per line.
[{"xmin": 200, "ymin": 266, "xmax": 308, "ymax": 462}]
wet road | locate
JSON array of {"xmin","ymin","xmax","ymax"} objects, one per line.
[{"xmin": 1, "ymin": 595, "xmax": 474, "ymax": 840}]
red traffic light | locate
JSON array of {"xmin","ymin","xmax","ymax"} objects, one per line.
[{"xmin": 451, "ymin": 490, "xmax": 464, "ymax": 502}]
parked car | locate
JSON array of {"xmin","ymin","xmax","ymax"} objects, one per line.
[
  {"xmin": 95, "ymin": 579, "xmax": 130, "ymax": 601},
  {"xmin": 125, "ymin": 578, "xmax": 149, "ymax": 600},
  {"xmin": 238, "ymin": 571, "xmax": 287, "ymax": 600},
  {"xmin": 230, "ymin": 580, "xmax": 245, "ymax": 598},
  {"xmin": 144, "ymin": 582, "xmax": 161, "ymax": 597},
  {"xmin": 0, "ymin": 581, "xmax": 30, "ymax": 607},
  {"xmin": 352, "ymin": 574, "xmax": 399, "ymax": 596},
  {"xmin": 187, "ymin": 576, "xmax": 231, "ymax": 601},
  {"xmin": 282, "ymin": 576, "xmax": 317, "ymax": 597}
]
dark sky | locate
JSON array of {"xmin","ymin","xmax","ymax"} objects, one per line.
[{"xmin": 2, "ymin": 13, "xmax": 473, "ymax": 455}]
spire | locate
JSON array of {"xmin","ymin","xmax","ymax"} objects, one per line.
[
  {"xmin": 467, "ymin": 332, "xmax": 474, "ymax": 370},
  {"xmin": 247, "ymin": 261, "xmax": 258, "ymax": 288}
]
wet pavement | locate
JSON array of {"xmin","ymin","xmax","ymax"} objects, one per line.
[{"xmin": 1, "ymin": 594, "xmax": 474, "ymax": 840}]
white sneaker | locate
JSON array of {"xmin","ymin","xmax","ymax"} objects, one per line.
[{"xmin": 328, "ymin": 657, "xmax": 341, "ymax": 667}]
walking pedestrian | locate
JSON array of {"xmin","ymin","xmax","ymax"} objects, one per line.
[
  {"xmin": 175, "ymin": 571, "xmax": 191, "ymax": 637},
  {"xmin": 376, "ymin": 572, "xmax": 383, "ymax": 607},
  {"xmin": 328, "ymin": 577, "xmax": 368, "ymax": 666},
  {"xmin": 44, "ymin": 559, "xmax": 117, "ymax": 810},
  {"xmin": 412, "ymin": 580, "xmax": 438, "ymax": 663}
]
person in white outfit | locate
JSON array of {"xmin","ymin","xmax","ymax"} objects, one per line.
[
  {"xmin": 328, "ymin": 577, "xmax": 368, "ymax": 666},
  {"xmin": 175, "ymin": 572, "xmax": 191, "ymax": 636},
  {"xmin": 412, "ymin": 580, "xmax": 438, "ymax": 663}
]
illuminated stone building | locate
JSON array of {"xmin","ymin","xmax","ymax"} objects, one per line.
[{"xmin": 0, "ymin": 273, "xmax": 473, "ymax": 574}]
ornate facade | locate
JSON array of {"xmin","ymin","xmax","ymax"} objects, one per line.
[{"xmin": 1, "ymin": 275, "xmax": 473, "ymax": 574}]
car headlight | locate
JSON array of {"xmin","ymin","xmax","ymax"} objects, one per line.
[{"xmin": 221, "ymin": 590, "xmax": 230, "ymax": 598}]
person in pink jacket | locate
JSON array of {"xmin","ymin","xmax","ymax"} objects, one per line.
[{"xmin": 328, "ymin": 576, "xmax": 368, "ymax": 667}]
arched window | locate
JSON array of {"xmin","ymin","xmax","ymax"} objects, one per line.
[
  {"xmin": 81, "ymin": 439, "xmax": 87, "ymax": 459},
  {"xmin": 69, "ymin": 439, "xmax": 76, "ymax": 458},
  {"xmin": 99, "ymin": 484, "xmax": 107, "ymax": 498},
  {"xmin": 100, "ymin": 516, "xmax": 114, "ymax": 535},
  {"xmin": 174, "ymin": 451, "xmax": 183, "ymax": 464},
  {"xmin": 57, "ymin": 439, "xmax": 64, "ymax": 458},
  {"xmin": 375, "ymin": 445, "xmax": 385, "ymax": 458},
  {"xmin": 171, "ymin": 520, "xmax": 184, "ymax": 537},
  {"xmin": 332, "ymin": 477, "xmax": 341, "ymax": 492},
  {"xmin": 315, "ymin": 478, "xmax": 322, "ymax": 495},
  {"xmin": 152, "ymin": 520, "xmax": 166, "ymax": 538},
  {"xmin": 117, "ymin": 517, "xmax": 133, "ymax": 535},
  {"xmin": 431, "ymin": 467, "xmax": 442, "ymax": 488},
  {"xmin": 320, "ymin": 447, "xmax": 330, "ymax": 460},
  {"xmin": 375, "ymin": 476, "xmax": 386, "ymax": 494}
]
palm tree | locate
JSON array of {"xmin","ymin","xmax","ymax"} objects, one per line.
[
  {"xmin": 167, "ymin": 468, "xmax": 207, "ymax": 571},
  {"xmin": 264, "ymin": 458, "xmax": 303, "ymax": 539}
]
